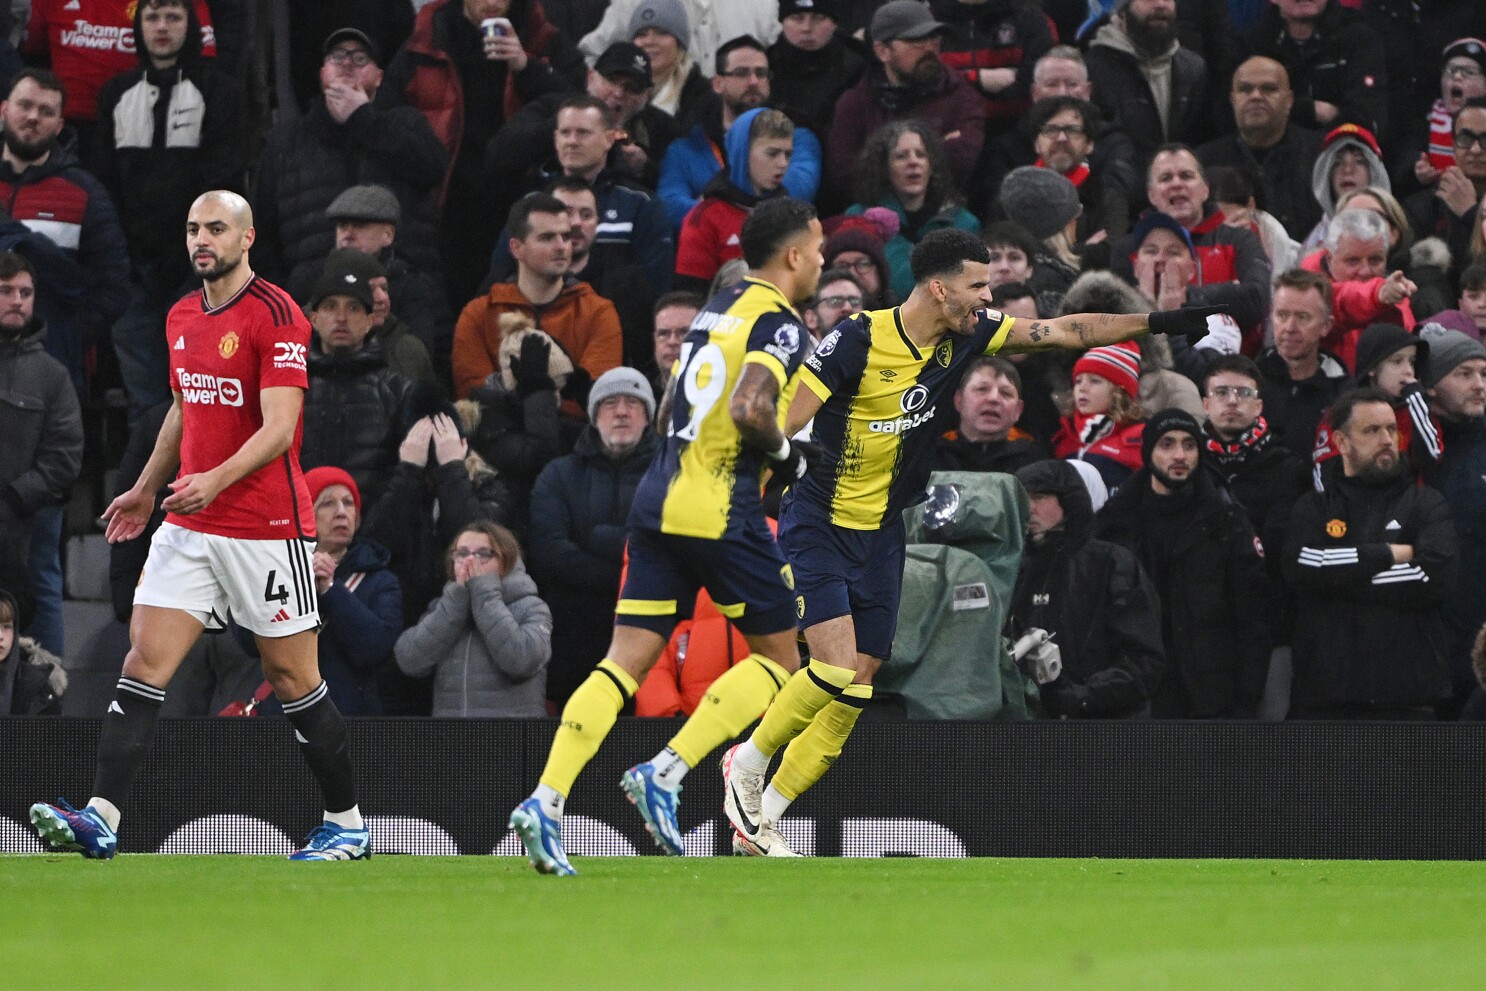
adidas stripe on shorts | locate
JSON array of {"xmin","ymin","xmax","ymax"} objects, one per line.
[{"xmin": 133, "ymin": 522, "xmax": 320, "ymax": 637}]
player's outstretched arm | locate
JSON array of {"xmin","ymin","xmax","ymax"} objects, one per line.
[
  {"xmin": 103, "ymin": 393, "xmax": 185, "ymax": 543},
  {"xmin": 999, "ymin": 304, "xmax": 1227, "ymax": 353},
  {"xmin": 163, "ymin": 385, "xmax": 304, "ymax": 516}
]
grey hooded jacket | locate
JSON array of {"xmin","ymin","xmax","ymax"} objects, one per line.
[{"xmin": 394, "ymin": 558, "xmax": 552, "ymax": 716}]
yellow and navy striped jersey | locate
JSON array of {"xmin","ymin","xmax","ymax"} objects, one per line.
[
  {"xmin": 629, "ymin": 277, "xmax": 807, "ymax": 539},
  {"xmin": 793, "ymin": 306, "xmax": 1014, "ymax": 530}
]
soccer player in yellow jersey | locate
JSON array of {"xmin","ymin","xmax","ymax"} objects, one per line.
[
  {"xmin": 508, "ymin": 198, "xmax": 836, "ymax": 875},
  {"xmin": 720, "ymin": 228, "xmax": 1223, "ymax": 855}
]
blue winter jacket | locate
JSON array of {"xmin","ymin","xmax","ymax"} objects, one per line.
[{"xmin": 657, "ymin": 109, "xmax": 822, "ymax": 229}]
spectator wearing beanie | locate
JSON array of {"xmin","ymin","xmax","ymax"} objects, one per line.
[
  {"xmin": 823, "ymin": 211, "xmax": 897, "ymax": 307},
  {"xmin": 1094, "ymin": 407, "xmax": 1274, "ymax": 718},
  {"xmin": 1420, "ymin": 328, "xmax": 1486, "ymax": 716},
  {"xmin": 579, "ymin": 0, "xmax": 781, "ymax": 94},
  {"xmin": 234, "ymin": 467, "xmax": 402, "ymax": 717},
  {"xmin": 1051, "ymin": 341, "xmax": 1146, "ymax": 490},
  {"xmin": 997, "ymin": 165, "xmax": 1084, "ymax": 301},
  {"xmin": 300, "ymin": 249, "xmax": 419, "ymax": 508},
  {"xmin": 1312, "ymin": 322, "xmax": 1441, "ymax": 489},
  {"xmin": 527, "ymin": 367, "xmax": 660, "ymax": 705},
  {"xmin": 301, "ymin": 466, "xmax": 401, "ymax": 716},
  {"xmin": 1129, "ymin": 210, "xmax": 1243, "ymax": 371},
  {"xmin": 768, "ymin": 0, "xmax": 869, "ymax": 138}
]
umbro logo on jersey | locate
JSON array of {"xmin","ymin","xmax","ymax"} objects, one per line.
[
  {"xmin": 881, "ymin": 369, "xmax": 897, "ymax": 380},
  {"xmin": 174, "ymin": 336, "xmax": 185, "ymax": 350},
  {"xmin": 270, "ymin": 608, "xmax": 291, "ymax": 623}
]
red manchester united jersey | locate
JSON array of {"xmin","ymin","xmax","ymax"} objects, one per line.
[{"xmin": 164, "ymin": 275, "xmax": 315, "ymax": 540}]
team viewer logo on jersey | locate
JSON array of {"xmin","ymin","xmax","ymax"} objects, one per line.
[
  {"xmin": 273, "ymin": 341, "xmax": 308, "ymax": 371},
  {"xmin": 218, "ymin": 331, "xmax": 240, "ymax": 359},
  {"xmin": 178, "ymin": 370, "xmax": 244, "ymax": 406}
]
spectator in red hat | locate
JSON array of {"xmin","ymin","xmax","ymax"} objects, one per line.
[
  {"xmin": 1051, "ymin": 340, "xmax": 1147, "ymax": 489},
  {"xmin": 299, "ymin": 467, "xmax": 402, "ymax": 716},
  {"xmin": 822, "ymin": 210, "xmax": 896, "ymax": 307},
  {"xmin": 1302, "ymin": 124, "xmax": 1391, "ymax": 253}
]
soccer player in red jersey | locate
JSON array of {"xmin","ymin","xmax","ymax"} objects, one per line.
[{"xmin": 29, "ymin": 191, "xmax": 369, "ymax": 861}]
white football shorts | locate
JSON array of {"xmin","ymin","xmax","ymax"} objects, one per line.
[{"xmin": 133, "ymin": 522, "xmax": 320, "ymax": 637}]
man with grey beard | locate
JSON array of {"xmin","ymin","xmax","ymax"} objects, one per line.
[
  {"xmin": 1286, "ymin": 389, "xmax": 1458, "ymax": 719},
  {"xmin": 1083, "ymin": 0, "xmax": 1210, "ymax": 160}
]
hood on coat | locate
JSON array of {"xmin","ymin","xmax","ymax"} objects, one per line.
[
  {"xmin": 1089, "ymin": 19, "xmax": 1177, "ymax": 65},
  {"xmin": 1015, "ymin": 458, "xmax": 1094, "ymax": 542},
  {"xmin": 132, "ymin": 0, "xmax": 205, "ymax": 67},
  {"xmin": 1310, "ymin": 134, "xmax": 1390, "ymax": 218}
]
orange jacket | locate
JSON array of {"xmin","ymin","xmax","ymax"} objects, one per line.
[{"xmin": 452, "ymin": 279, "xmax": 622, "ymax": 398}]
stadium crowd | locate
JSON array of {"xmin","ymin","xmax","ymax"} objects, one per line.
[{"xmin": 4, "ymin": 0, "xmax": 1486, "ymax": 723}]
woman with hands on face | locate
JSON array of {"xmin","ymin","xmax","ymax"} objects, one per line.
[{"xmin": 393, "ymin": 521, "xmax": 551, "ymax": 716}]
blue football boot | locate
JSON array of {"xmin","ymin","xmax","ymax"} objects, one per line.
[
  {"xmin": 508, "ymin": 797, "xmax": 576, "ymax": 876},
  {"xmin": 620, "ymin": 763, "xmax": 685, "ymax": 856},
  {"xmin": 29, "ymin": 799, "xmax": 118, "ymax": 860},
  {"xmin": 288, "ymin": 821, "xmax": 371, "ymax": 861}
]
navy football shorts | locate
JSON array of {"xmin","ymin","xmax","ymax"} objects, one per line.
[
  {"xmin": 615, "ymin": 520, "xmax": 799, "ymax": 638},
  {"xmin": 776, "ymin": 497, "xmax": 905, "ymax": 661}
]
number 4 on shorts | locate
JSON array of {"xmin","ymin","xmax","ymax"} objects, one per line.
[{"xmin": 263, "ymin": 570, "xmax": 289, "ymax": 604}]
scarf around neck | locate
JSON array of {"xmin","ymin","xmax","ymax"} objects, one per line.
[{"xmin": 1204, "ymin": 415, "xmax": 1272, "ymax": 466}]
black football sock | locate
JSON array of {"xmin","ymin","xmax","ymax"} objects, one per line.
[
  {"xmin": 90, "ymin": 677, "xmax": 166, "ymax": 819},
  {"xmin": 281, "ymin": 682, "xmax": 358, "ymax": 815}
]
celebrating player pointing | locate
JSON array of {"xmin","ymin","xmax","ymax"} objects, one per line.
[
  {"xmin": 722, "ymin": 228, "xmax": 1223, "ymax": 855},
  {"xmin": 29, "ymin": 191, "xmax": 369, "ymax": 861},
  {"xmin": 509, "ymin": 197, "xmax": 834, "ymax": 876}
]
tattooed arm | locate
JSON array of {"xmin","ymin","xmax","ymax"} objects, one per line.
[
  {"xmin": 999, "ymin": 312, "xmax": 1152, "ymax": 353},
  {"xmin": 998, "ymin": 304, "xmax": 1224, "ymax": 353}
]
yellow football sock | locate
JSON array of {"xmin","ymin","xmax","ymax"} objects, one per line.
[
  {"xmin": 749, "ymin": 658, "xmax": 857, "ymax": 758},
  {"xmin": 538, "ymin": 659, "xmax": 637, "ymax": 796},
  {"xmin": 773, "ymin": 684, "xmax": 872, "ymax": 800},
  {"xmin": 666, "ymin": 654, "xmax": 790, "ymax": 767}
]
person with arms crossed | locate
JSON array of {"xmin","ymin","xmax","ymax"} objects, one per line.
[
  {"xmin": 720, "ymin": 227, "xmax": 1222, "ymax": 855},
  {"xmin": 507, "ymin": 197, "xmax": 828, "ymax": 876},
  {"xmin": 29, "ymin": 191, "xmax": 368, "ymax": 862}
]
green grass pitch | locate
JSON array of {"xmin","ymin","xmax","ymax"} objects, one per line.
[{"xmin": 2, "ymin": 855, "xmax": 1482, "ymax": 989}]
